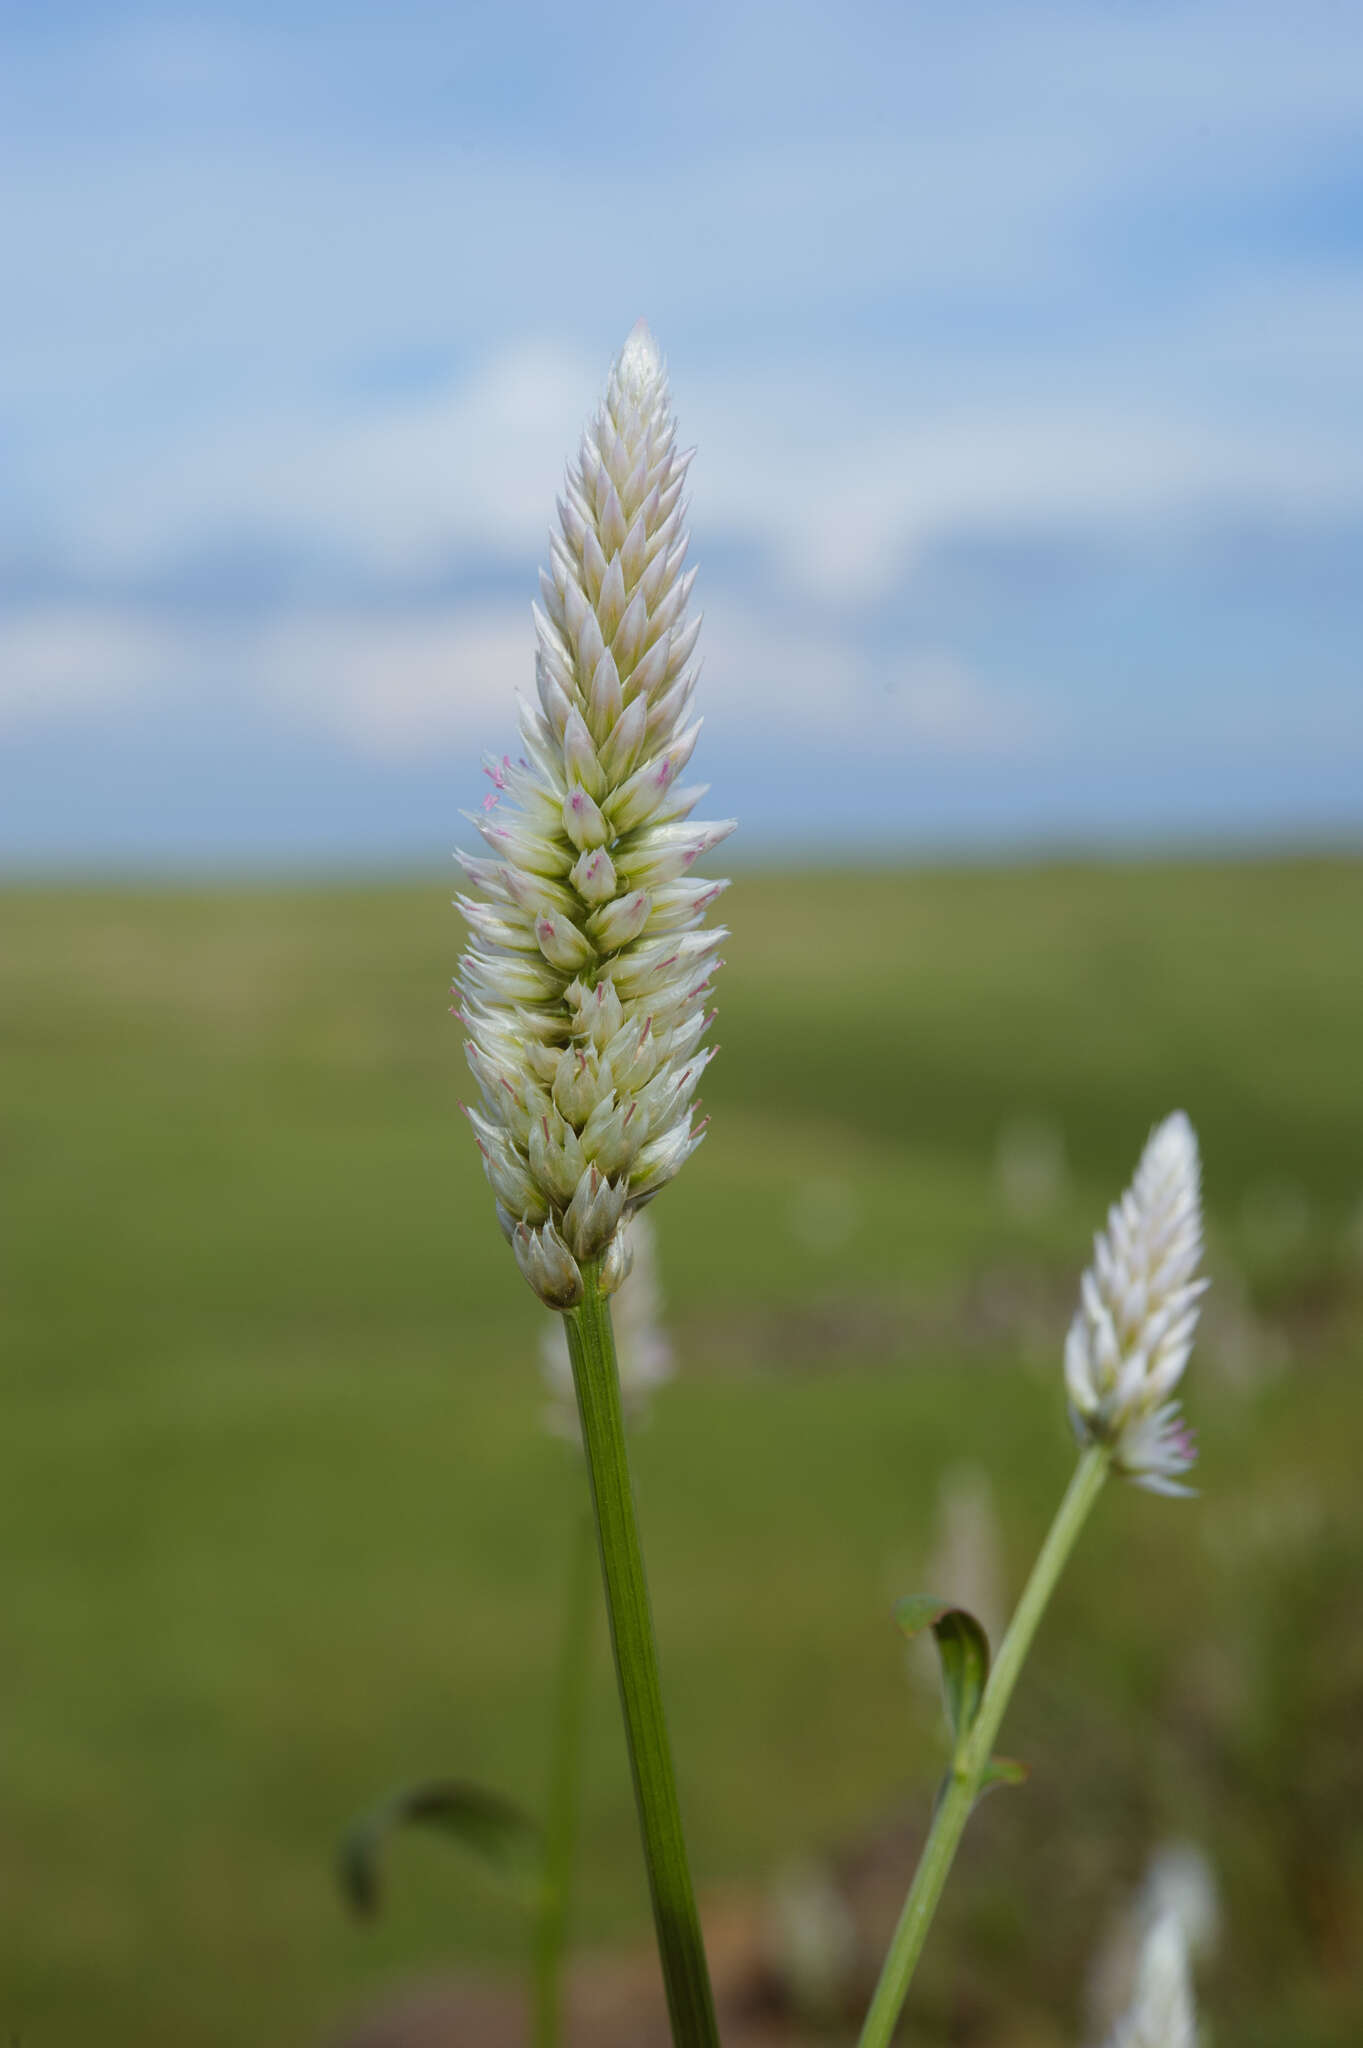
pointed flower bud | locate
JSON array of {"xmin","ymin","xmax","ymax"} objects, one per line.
[
  {"xmin": 561, "ymin": 1162, "xmax": 629, "ymax": 1262},
  {"xmin": 513, "ymin": 1219, "xmax": 584, "ymax": 1311},
  {"xmin": 1065, "ymin": 1112, "xmax": 1209, "ymax": 1494},
  {"xmin": 458, "ymin": 325, "xmax": 735, "ymax": 1302},
  {"xmin": 598, "ymin": 1227, "xmax": 635, "ymax": 1297}
]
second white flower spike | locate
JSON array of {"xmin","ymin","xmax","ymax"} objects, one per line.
[
  {"xmin": 1065, "ymin": 1112, "xmax": 1209, "ymax": 1493},
  {"xmin": 457, "ymin": 325, "xmax": 734, "ymax": 1306}
]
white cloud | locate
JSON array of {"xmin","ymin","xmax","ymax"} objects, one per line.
[
  {"xmin": 0, "ymin": 607, "xmax": 186, "ymax": 729},
  {"xmin": 0, "ymin": 596, "xmax": 532, "ymax": 759},
  {"xmin": 693, "ymin": 385, "xmax": 1363, "ymax": 603},
  {"xmin": 257, "ymin": 604, "xmax": 530, "ymax": 756},
  {"xmin": 70, "ymin": 341, "xmax": 599, "ymax": 579},
  {"xmin": 702, "ymin": 596, "xmax": 1038, "ymax": 751}
]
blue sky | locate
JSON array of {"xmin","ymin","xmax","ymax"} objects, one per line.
[{"xmin": 3, "ymin": 1, "xmax": 1362, "ymax": 868}]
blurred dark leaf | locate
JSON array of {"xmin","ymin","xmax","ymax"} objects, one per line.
[
  {"xmin": 339, "ymin": 1778, "xmax": 540, "ymax": 1918},
  {"xmin": 897, "ymin": 1594, "xmax": 990, "ymax": 1749}
]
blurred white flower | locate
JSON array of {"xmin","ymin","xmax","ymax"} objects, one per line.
[
  {"xmin": 456, "ymin": 324, "xmax": 733, "ymax": 1306},
  {"xmin": 1139, "ymin": 1843, "xmax": 1220, "ymax": 1963},
  {"xmin": 761, "ymin": 1857, "xmax": 859, "ymax": 2026},
  {"xmin": 1065, "ymin": 1113, "xmax": 1208, "ymax": 1494},
  {"xmin": 543, "ymin": 1211, "xmax": 673, "ymax": 1440},
  {"xmin": 904, "ymin": 1463, "xmax": 1007, "ymax": 1712},
  {"xmin": 927, "ymin": 1464, "xmax": 1006, "ymax": 1641},
  {"xmin": 1086, "ymin": 1840, "xmax": 1218, "ymax": 2043},
  {"xmin": 1102, "ymin": 1912, "xmax": 1198, "ymax": 2048}
]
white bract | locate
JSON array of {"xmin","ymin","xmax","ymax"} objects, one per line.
[
  {"xmin": 1065, "ymin": 1112, "xmax": 1208, "ymax": 1494},
  {"xmin": 456, "ymin": 325, "xmax": 733, "ymax": 1307},
  {"xmin": 1103, "ymin": 1912, "xmax": 1198, "ymax": 2048},
  {"xmin": 543, "ymin": 1212, "xmax": 673, "ymax": 1439}
]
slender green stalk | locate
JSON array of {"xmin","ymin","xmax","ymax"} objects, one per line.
[
  {"xmin": 563, "ymin": 1263, "xmax": 720, "ymax": 2048},
  {"xmin": 533, "ymin": 1506, "xmax": 597, "ymax": 2048},
  {"xmin": 857, "ymin": 1444, "xmax": 1111, "ymax": 2048}
]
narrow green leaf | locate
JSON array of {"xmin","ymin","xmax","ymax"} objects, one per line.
[
  {"xmin": 980, "ymin": 1754, "xmax": 1030, "ymax": 1792},
  {"xmin": 896, "ymin": 1595, "xmax": 991, "ymax": 1747},
  {"xmin": 339, "ymin": 1778, "xmax": 540, "ymax": 1918}
]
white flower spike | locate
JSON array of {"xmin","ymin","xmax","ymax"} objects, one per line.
[
  {"xmin": 1065, "ymin": 1112, "xmax": 1209, "ymax": 1495},
  {"xmin": 456, "ymin": 324, "xmax": 733, "ymax": 1307}
]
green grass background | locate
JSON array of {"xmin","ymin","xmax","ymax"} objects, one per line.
[{"xmin": 2, "ymin": 859, "xmax": 1361, "ymax": 2044}]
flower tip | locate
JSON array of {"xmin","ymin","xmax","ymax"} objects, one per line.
[
  {"xmin": 618, "ymin": 319, "xmax": 662, "ymax": 390},
  {"xmin": 1150, "ymin": 1107, "xmax": 1200, "ymax": 1171}
]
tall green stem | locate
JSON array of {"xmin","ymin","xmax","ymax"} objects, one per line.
[
  {"xmin": 857, "ymin": 1444, "xmax": 1110, "ymax": 2048},
  {"xmin": 533, "ymin": 1506, "xmax": 597, "ymax": 2048},
  {"xmin": 563, "ymin": 1264, "xmax": 720, "ymax": 2048}
]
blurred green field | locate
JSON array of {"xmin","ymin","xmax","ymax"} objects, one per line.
[{"xmin": 2, "ymin": 858, "xmax": 1362, "ymax": 2046}]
